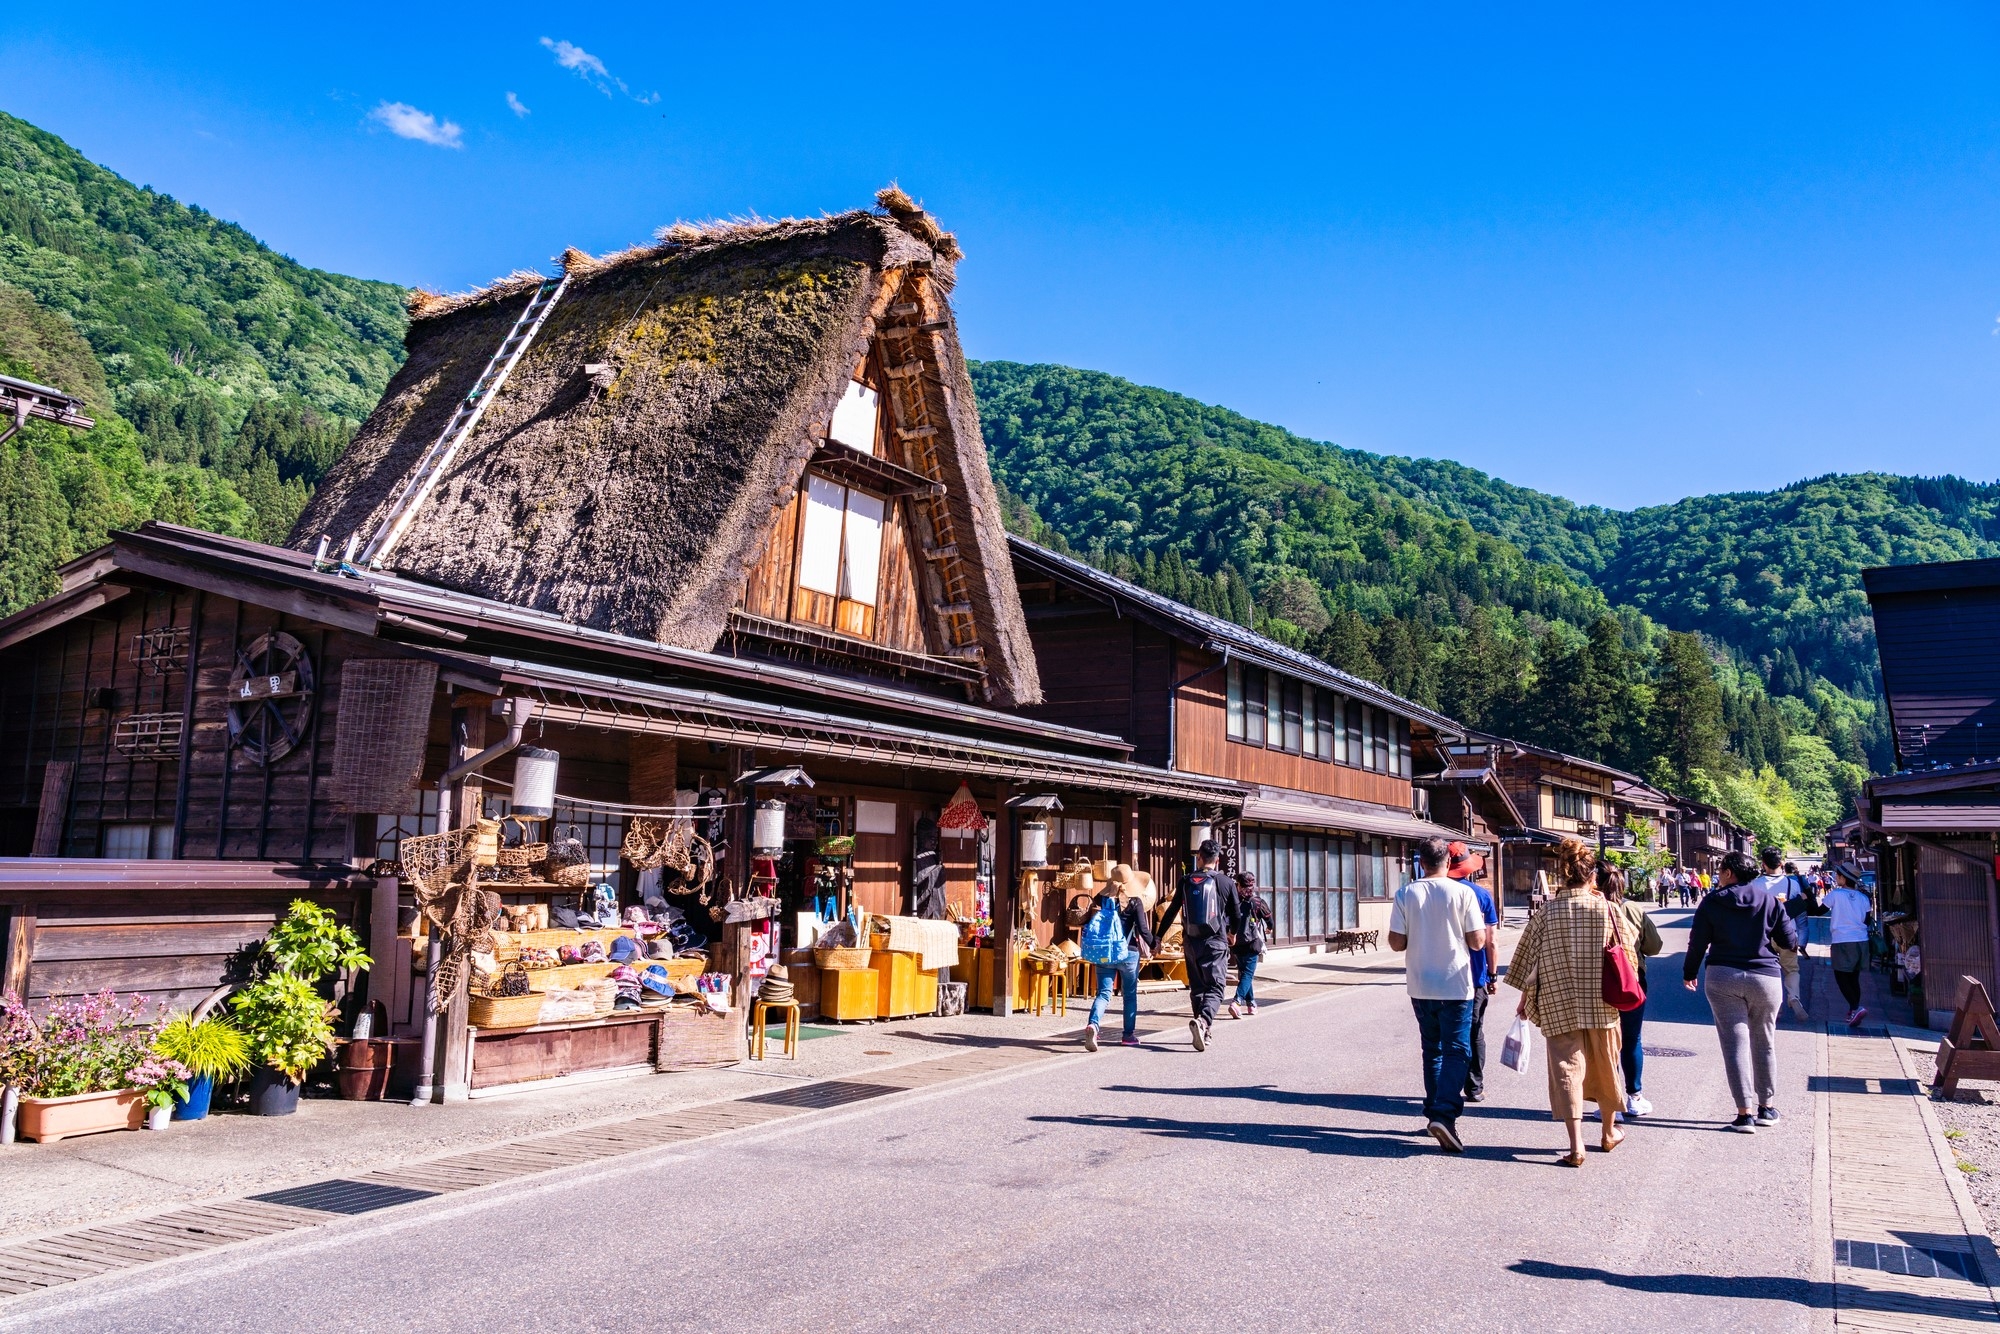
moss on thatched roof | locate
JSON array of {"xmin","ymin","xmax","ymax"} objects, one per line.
[{"xmin": 293, "ymin": 199, "xmax": 1039, "ymax": 706}]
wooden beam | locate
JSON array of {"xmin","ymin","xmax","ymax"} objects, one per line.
[
  {"xmin": 933, "ymin": 601, "xmax": 973, "ymax": 617},
  {"xmin": 110, "ymin": 546, "xmax": 377, "ymax": 636},
  {"xmin": 883, "ymin": 362, "xmax": 925, "ymax": 380},
  {"xmin": 3, "ymin": 909, "xmax": 34, "ymax": 1000},
  {"xmin": 30, "ymin": 761, "xmax": 74, "ymax": 857},
  {"xmin": 921, "ymin": 544, "xmax": 958, "ymax": 562}
]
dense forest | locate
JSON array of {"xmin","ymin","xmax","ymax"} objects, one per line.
[
  {"xmin": 1, "ymin": 110, "xmax": 1982, "ymax": 851},
  {"xmin": 970, "ymin": 361, "xmax": 1962, "ymax": 851},
  {"xmin": 0, "ymin": 110, "xmax": 405, "ymax": 610}
]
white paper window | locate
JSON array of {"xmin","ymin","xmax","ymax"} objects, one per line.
[
  {"xmin": 1062, "ymin": 817, "xmax": 1091, "ymax": 845},
  {"xmin": 855, "ymin": 799, "xmax": 898, "ymax": 835},
  {"xmin": 798, "ymin": 476, "xmax": 846, "ymax": 595},
  {"xmin": 840, "ymin": 490, "xmax": 885, "ymax": 607},
  {"xmin": 829, "ymin": 380, "xmax": 879, "ymax": 455},
  {"xmin": 1091, "ymin": 820, "xmax": 1117, "ymax": 847}
]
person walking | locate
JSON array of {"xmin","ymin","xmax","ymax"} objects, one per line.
[
  {"xmin": 1505, "ymin": 837, "xmax": 1635, "ymax": 1166},
  {"xmin": 1081, "ymin": 879, "xmax": 1156, "ymax": 1051},
  {"xmin": 1601, "ymin": 865, "xmax": 1664, "ymax": 1119},
  {"xmin": 1389, "ymin": 837, "xmax": 1488, "ymax": 1153},
  {"xmin": 1447, "ymin": 842, "xmax": 1500, "ymax": 1104},
  {"xmin": 1685, "ymin": 849, "xmax": 1798, "ymax": 1132},
  {"xmin": 1228, "ymin": 872, "xmax": 1276, "ymax": 1019},
  {"xmin": 1158, "ymin": 839, "xmax": 1241, "ymax": 1052},
  {"xmin": 1748, "ymin": 849, "xmax": 1812, "ymax": 1022},
  {"xmin": 1826, "ymin": 871, "xmax": 1876, "ymax": 1027}
]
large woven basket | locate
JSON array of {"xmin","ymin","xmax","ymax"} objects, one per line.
[
  {"xmin": 814, "ymin": 945, "xmax": 872, "ymax": 970},
  {"xmin": 467, "ymin": 990, "xmax": 544, "ymax": 1029},
  {"xmin": 398, "ymin": 827, "xmax": 475, "ymax": 898}
]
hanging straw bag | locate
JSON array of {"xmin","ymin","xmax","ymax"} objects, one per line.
[{"xmin": 546, "ymin": 824, "xmax": 593, "ymax": 888}]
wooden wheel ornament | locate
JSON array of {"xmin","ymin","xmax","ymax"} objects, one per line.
[{"xmin": 227, "ymin": 631, "xmax": 316, "ymax": 765}]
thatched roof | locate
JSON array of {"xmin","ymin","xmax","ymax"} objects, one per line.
[{"xmin": 293, "ymin": 194, "xmax": 1039, "ymax": 706}]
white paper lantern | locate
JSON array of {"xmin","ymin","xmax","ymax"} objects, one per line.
[
  {"xmin": 1189, "ymin": 817, "xmax": 1214, "ymax": 850},
  {"xmin": 754, "ymin": 798, "xmax": 787, "ymax": 854},
  {"xmin": 1019, "ymin": 819, "xmax": 1049, "ymax": 869},
  {"xmin": 512, "ymin": 747, "xmax": 560, "ymax": 818}
]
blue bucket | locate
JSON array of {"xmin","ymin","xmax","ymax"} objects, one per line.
[{"xmin": 173, "ymin": 1073, "xmax": 215, "ymax": 1121}]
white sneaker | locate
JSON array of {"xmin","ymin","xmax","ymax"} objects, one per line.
[
  {"xmin": 1189, "ymin": 1019, "xmax": 1208, "ymax": 1051},
  {"xmin": 1627, "ymin": 1094, "xmax": 1652, "ymax": 1118},
  {"xmin": 1083, "ymin": 1024, "xmax": 1099, "ymax": 1052}
]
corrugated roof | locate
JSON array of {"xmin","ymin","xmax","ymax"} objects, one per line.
[{"xmin": 1008, "ymin": 536, "xmax": 1461, "ymax": 733}]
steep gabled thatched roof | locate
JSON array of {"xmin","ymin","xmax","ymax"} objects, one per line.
[{"xmin": 293, "ymin": 194, "xmax": 1039, "ymax": 706}]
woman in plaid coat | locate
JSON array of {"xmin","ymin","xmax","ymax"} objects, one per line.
[{"xmin": 1506, "ymin": 837, "xmax": 1637, "ymax": 1166}]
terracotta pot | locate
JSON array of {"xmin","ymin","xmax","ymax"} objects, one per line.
[{"xmin": 16, "ymin": 1088, "xmax": 145, "ymax": 1143}]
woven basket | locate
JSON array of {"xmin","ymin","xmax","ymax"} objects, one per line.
[
  {"xmin": 398, "ymin": 827, "xmax": 474, "ymax": 898},
  {"xmin": 814, "ymin": 945, "xmax": 872, "ymax": 970},
  {"xmin": 468, "ymin": 990, "xmax": 544, "ymax": 1029},
  {"xmin": 546, "ymin": 825, "xmax": 593, "ymax": 887},
  {"xmin": 495, "ymin": 843, "xmax": 548, "ymax": 869}
]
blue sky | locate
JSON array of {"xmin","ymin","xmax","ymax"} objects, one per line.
[{"xmin": 6, "ymin": 3, "xmax": 2000, "ymax": 509}]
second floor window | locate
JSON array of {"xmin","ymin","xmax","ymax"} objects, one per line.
[
  {"xmin": 1224, "ymin": 663, "xmax": 1409, "ymax": 773},
  {"xmin": 1551, "ymin": 786, "xmax": 1594, "ymax": 821},
  {"xmin": 796, "ymin": 475, "xmax": 885, "ymax": 639}
]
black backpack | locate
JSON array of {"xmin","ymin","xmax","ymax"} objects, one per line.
[
  {"xmin": 1239, "ymin": 899, "xmax": 1268, "ymax": 954},
  {"xmin": 1181, "ymin": 873, "xmax": 1226, "ymax": 941}
]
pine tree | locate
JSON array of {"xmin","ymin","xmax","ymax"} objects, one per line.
[
  {"xmin": 1648, "ymin": 631, "xmax": 1727, "ymax": 787},
  {"xmin": 1316, "ymin": 609, "xmax": 1381, "ymax": 680}
]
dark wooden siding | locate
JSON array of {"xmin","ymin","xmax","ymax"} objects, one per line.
[
  {"xmin": 1914, "ymin": 840, "xmax": 1999, "ymax": 1024},
  {"xmin": 1870, "ymin": 587, "xmax": 2000, "ymax": 769}
]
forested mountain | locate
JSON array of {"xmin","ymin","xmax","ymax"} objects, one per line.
[
  {"xmin": 969, "ymin": 360, "xmax": 1966, "ymax": 850},
  {"xmin": 0, "ymin": 110, "xmax": 405, "ymax": 609},
  {"xmin": 1, "ymin": 110, "xmax": 1978, "ymax": 849}
]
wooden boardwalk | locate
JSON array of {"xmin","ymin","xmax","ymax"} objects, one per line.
[{"xmin": 1825, "ymin": 1026, "xmax": 2000, "ymax": 1329}]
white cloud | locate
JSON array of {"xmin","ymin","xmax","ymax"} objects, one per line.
[
  {"xmin": 369, "ymin": 101, "xmax": 463, "ymax": 149},
  {"xmin": 540, "ymin": 36, "xmax": 654, "ymax": 102},
  {"xmin": 506, "ymin": 91, "xmax": 530, "ymax": 117}
]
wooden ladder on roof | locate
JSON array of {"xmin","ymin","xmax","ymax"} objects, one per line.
[
  {"xmin": 873, "ymin": 286, "xmax": 982, "ymax": 667},
  {"xmin": 358, "ymin": 274, "xmax": 570, "ymax": 570}
]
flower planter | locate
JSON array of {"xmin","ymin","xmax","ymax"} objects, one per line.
[
  {"xmin": 145, "ymin": 1105, "xmax": 172, "ymax": 1131},
  {"xmin": 172, "ymin": 1074, "xmax": 215, "ymax": 1121},
  {"xmin": 247, "ymin": 1067, "xmax": 301, "ymax": 1117},
  {"xmin": 16, "ymin": 1089, "xmax": 145, "ymax": 1144}
]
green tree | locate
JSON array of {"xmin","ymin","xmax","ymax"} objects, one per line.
[{"xmin": 1648, "ymin": 632, "xmax": 1726, "ymax": 787}]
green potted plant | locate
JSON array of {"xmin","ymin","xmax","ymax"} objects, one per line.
[
  {"xmin": 1, "ymin": 990, "xmax": 156, "ymax": 1144},
  {"xmin": 151, "ymin": 1012, "xmax": 250, "ymax": 1120},
  {"xmin": 229, "ymin": 900, "xmax": 370, "ymax": 1117}
]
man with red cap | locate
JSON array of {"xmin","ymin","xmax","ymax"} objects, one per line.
[{"xmin": 1447, "ymin": 841, "xmax": 1501, "ymax": 1103}]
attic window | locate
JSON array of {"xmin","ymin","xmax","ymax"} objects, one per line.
[
  {"xmin": 829, "ymin": 381, "xmax": 879, "ymax": 455},
  {"xmin": 795, "ymin": 474, "xmax": 887, "ymax": 639}
]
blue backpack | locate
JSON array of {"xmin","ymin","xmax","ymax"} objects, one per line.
[{"xmin": 1079, "ymin": 898, "xmax": 1130, "ymax": 967}]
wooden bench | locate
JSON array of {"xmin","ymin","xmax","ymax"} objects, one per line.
[{"xmin": 1325, "ymin": 929, "xmax": 1379, "ymax": 955}]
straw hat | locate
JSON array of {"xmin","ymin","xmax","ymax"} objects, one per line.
[{"xmin": 1106, "ymin": 864, "xmax": 1157, "ymax": 912}]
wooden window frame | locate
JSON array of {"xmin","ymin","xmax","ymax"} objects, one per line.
[
  {"xmin": 1243, "ymin": 669, "xmax": 1266, "ymax": 749},
  {"xmin": 1226, "ymin": 663, "xmax": 1245, "ymax": 740},
  {"xmin": 1281, "ymin": 678, "xmax": 1304, "ymax": 755},
  {"xmin": 790, "ymin": 473, "xmax": 889, "ymax": 644}
]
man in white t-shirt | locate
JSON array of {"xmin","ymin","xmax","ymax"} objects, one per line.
[
  {"xmin": 1825, "ymin": 873, "xmax": 1875, "ymax": 1027},
  {"xmin": 1390, "ymin": 837, "xmax": 1489, "ymax": 1154}
]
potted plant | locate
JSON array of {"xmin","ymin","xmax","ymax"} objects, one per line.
[
  {"xmin": 0, "ymin": 991, "xmax": 157, "ymax": 1144},
  {"xmin": 230, "ymin": 974, "xmax": 337, "ymax": 1116},
  {"xmin": 151, "ymin": 1012, "xmax": 250, "ymax": 1120},
  {"xmin": 126, "ymin": 1055, "xmax": 190, "ymax": 1131},
  {"xmin": 229, "ymin": 900, "xmax": 370, "ymax": 1117}
]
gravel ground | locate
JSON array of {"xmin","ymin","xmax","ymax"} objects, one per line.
[{"xmin": 1913, "ymin": 1047, "xmax": 2000, "ymax": 1239}]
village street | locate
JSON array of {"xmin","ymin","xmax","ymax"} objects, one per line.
[{"xmin": 0, "ymin": 911, "xmax": 1858, "ymax": 1333}]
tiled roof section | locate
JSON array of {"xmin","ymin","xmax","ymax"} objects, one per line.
[{"xmin": 1008, "ymin": 536, "xmax": 1461, "ymax": 733}]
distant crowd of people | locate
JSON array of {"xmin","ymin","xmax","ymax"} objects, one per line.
[{"xmin": 1072, "ymin": 827, "xmax": 1875, "ymax": 1170}]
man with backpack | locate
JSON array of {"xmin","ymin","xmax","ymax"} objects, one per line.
[
  {"xmin": 1159, "ymin": 839, "xmax": 1243, "ymax": 1051},
  {"xmin": 1390, "ymin": 837, "xmax": 1490, "ymax": 1153}
]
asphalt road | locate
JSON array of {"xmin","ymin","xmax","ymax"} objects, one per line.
[{"xmin": 7, "ymin": 908, "xmax": 1820, "ymax": 1333}]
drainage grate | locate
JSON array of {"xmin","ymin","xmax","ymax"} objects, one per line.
[
  {"xmin": 1836, "ymin": 1239, "xmax": 1980, "ymax": 1283},
  {"xmin": 1643, "ymin": 1046, "xmax": 1697, "ymax": 1058},
  {"xmin": 247, "ymin": 1180, "xmax": 439, "ymax": 1215},
  {"xmin": 739, "ymin": 1080, "xmax": 901, "ymax": 1109}
]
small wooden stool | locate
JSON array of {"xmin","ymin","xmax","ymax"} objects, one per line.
[{"xmin": 752, "ymin": 999, "xmax": 802, "ymax": 1060}]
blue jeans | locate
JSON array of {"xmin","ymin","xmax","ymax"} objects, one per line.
[
  {"xmin": 1620, "ymin": 999, "xmax": 1646, "ymax": 1095},
  {"xmin": 1088, "ymin": 956, "xmax": 1140, "ymax": 1037},
  {"xmin": 1411, "ymin": 998, "xmax": 1475, "ymax": 1124},
  {"xmin": 1234, "ymin": 953, "xmax": 1260, "ymax": 1005}
]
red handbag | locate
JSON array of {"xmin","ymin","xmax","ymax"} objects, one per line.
[{"xmin": 1602, "ymin": 905, "xmax": 1646, "ymax": 1011}]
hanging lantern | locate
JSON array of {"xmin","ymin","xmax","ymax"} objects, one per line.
[
  {"xmin": 754, "ymin": 798, "xmax": 787, "ymax": 854},
  {"xmin": 1019, "ymin": 818, "xmax": 1049, "ymax": 869},
  {"xmin": 939, "ymin": 783, "xmax": 987, "ymax": 833},
  {"xmin": 512, "ymin": 747, "xmax": 560, "ymax": 818},
  {"xmin": 1189, "ymin": 815, "xmax": 1214, "ymax": 850}
]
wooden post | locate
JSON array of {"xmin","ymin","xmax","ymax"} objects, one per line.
[
  {"xmin": 1122, "ymin": 797, "xmax": 1140, "ymax": 868},
  {"xmin": 30, "ymin": 761, "xmax": 73, "ymax": 857},
  {"xmin": 2, "ymin": 909, "xmax": 34, "ymax": 1000},
  {"xmin": 434, "ymin": 703, "xmax": 484, "ymax": 1103},
  {"xmin": 992, "ymin": 786, "xmax": 1017, "ymax": 1016}
]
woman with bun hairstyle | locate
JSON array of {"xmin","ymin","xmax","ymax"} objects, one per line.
[{"xmin": 1505, "ymin": 837, "xmax": 1635, "ymax": 1166}]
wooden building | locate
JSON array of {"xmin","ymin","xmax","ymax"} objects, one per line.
[
  {"xmin": 1455, "ymin": 734, "xmax": 1676, "ymax": 898},
  {"xmin": 1009, "ymin": 539, "xmax": 1472, "ymax": 944},
  {"xmin": 0, "ymin": 195, "xmax": 1241, "ymax": 1100},
  {"xmin": 1861, "ymin": 557, "xmax": 2000, "ymax": 1027}
]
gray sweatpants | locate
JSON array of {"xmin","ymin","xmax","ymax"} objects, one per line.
[{"xmin": 1704, "ymin": 965, "xmax": 1782, "ymax": 1111}]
